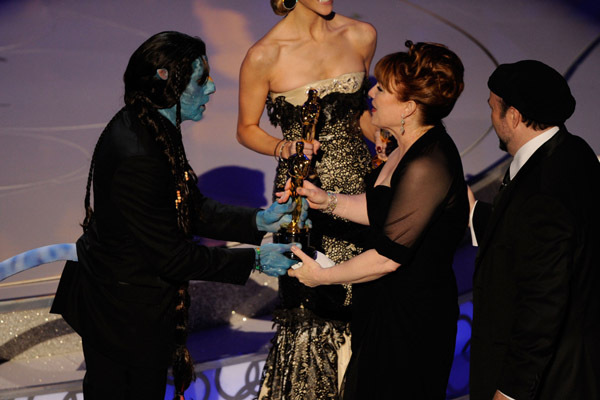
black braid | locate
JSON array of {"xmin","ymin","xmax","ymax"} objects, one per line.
[
  {"xmin": 172, "ymin": 283, "xmax": 194, "ymax": 397},
  {"xmin": 166, "ymin": 62, "xmax": 201, "ymax": 400},
  {"xmin": 81, "ymin": 112, "xmax": 122, "ymax": 232},
  {"xmin": 168, "ymin": 63, "xmax": 198, "ymax": 236},
  {"xmin": 118, "ymin": 32, "xmax": 207, "ymax": 398},
  {"xmin": 125, "ymin": 92, "xmax": 198, "ymax": 395},
  {"xmin": 81, "ymin": 153, "xmax": 96, "ymax": 232}
]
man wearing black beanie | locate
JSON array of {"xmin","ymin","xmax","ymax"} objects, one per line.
[{"xmin": 468, "ymin": 60, "xmax": 600, "ymax": 400}]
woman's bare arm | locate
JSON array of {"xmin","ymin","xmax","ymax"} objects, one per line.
[
  {"xmin": 288, "ymin": 247, "xmax": 400, "ymax": 286},
  {"xmin": 237, "ymin": 44, "xmax": 319, "ymax": 159},
  {"xmin": 237, "ymin": 45, "xmax": 285, "ymax": 156}
]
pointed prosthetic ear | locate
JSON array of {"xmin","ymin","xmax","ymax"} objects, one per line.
[
  {"xmin": 192, "ymin": 58, "xmax": 203, "ymax": 69},
  {"xmin": 156, "ymin": 68, "xmax": 169, "ymax": 80}
]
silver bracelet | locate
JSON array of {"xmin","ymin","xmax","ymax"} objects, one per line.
[
  {"xmin": 323, "ymin": 192, "xmax": 338, "ymax": 215},
  {"xmin": 277, "ymin": 140, "xmax": 289, "ymax": 161},
  {"xmin": 274, "ymin": 139, "xmax": 285, "ymax": 161}
]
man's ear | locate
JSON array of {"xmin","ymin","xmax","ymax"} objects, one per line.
[{"xmin": 509, "ymin": 106, "xmax": 521, "ymax": 129}]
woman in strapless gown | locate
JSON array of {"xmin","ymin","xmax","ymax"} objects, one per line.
[{"xmin": 236, "ymin": 1, "xmax": 377, "ymax": 399}]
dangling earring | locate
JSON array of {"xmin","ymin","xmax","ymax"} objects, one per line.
[
  {"xmin": 283, "ymin": 0, "xmax": 297, "ymax": 11},
  {"xmin": 400, "ymin": 116, "xmax": 405, "ymax": 135}
]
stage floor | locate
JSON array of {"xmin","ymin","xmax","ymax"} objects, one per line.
[{"xmin": 0, "ymin": 292, "xmax": 473, "ymax": 399}]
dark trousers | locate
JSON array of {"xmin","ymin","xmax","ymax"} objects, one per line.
[{"xmin": 82, "ymin": 340, "xmax": 167, "ymax": 400}]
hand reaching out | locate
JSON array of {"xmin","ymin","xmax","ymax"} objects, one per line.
[
  {"xmin": 287, "ymin": 245, "xmax": 327, "ymax": 287},
  {"xmin": 256, "ymin": 198, "xmax": 310, "ymax": 232},
  {"xmin": 276, "ymin": 179, "xmax": 328, "ymax": 211},
  {"xmin": 258, "ymin": 243, "xmax": 301, "ymax": 277},
  {"xmin": 282, "ymin": 140, "xmax": 321, "ymax": 160}
]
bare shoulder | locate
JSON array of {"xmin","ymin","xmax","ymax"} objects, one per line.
[
  {"xmin": 334, "ymin": 14, "xmax": 377, "ymax": 48},
  {"xmin": 242, "ymin": 36, "xmax": 281, "ymax": 75}
]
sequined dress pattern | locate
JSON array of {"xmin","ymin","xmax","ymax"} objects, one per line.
[{"xmin": 259, "ymin": 72, "xmax": 371, "ymax": 400}]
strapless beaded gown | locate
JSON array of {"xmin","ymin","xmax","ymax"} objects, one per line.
[{"xmin": 258, "ymin": 72, "xmax": 372, "ymax": 400}]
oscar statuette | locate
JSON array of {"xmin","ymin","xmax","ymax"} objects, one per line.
[
  {"xmin": 273, "ymin": 89, "xmax": 321, "ymax": 260},
  {"xmin": 273, "ymin": 142, "xmax": 316, "ymax": 259},
  {"xmin": 301, "ymin": 88, "xmax": 320, "ymax": 142}
]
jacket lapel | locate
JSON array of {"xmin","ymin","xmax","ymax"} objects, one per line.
[{"xmin": 475, "ymin": 129, "xmax": 567, "ymax": 271}]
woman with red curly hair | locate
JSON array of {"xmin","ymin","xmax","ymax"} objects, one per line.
[{"xmin": 286, "ymin": 41, "xmax": 469, "ymax": 399}]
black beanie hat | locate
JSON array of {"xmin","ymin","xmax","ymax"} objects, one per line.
[{"xmin": 488, "ymin": 60, "xmax": 575, "ymax": 125}]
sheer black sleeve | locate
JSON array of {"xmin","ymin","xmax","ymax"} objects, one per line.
[{"xmin": 374, "ymin": 144, "xmax": 453, "ymax": 264}]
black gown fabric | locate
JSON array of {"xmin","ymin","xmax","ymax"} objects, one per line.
[
  {"xmin": 267, "ymin": 73, "xmax": 372, "ymax": 318},
  {"xmin": 259, "ymin": 73, "xmax": 372, "ymax": 399},
  {"xmin": 342, "ymin": 124, "xmax": 469, "ymax": 400}
]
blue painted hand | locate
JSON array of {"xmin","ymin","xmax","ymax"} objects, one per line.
[
  {"xmin": 255, "ymin": 198, "xmax": 310, "ymax": 232},
  {"xmin": 257, "ymin": 243, "xmax": 302, "ymax": 277}
]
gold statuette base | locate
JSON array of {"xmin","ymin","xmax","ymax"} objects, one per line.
[{"xmin": 273, "ymin": 228, "xmax": 316, "ymax": 261}]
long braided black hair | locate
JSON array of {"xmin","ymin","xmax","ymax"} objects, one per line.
[{"xmin": 81, "ymin": 31, "xmax": 206, "ymax": 398}]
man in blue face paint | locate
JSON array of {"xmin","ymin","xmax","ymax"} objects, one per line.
[
  {"xmin": 158, "ymin": 56, "xmax": 215, "ymax": 123},
  {"xmin": 51, "ymin": 32, "xmax": 305, "ymax": 400}
]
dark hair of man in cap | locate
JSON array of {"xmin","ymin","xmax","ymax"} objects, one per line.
[{"xmin": 487, "ymin": 60, "xmax": 575, "ymax": 131}]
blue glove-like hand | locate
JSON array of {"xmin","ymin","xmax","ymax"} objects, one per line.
[
  {"xmin": 257, "ymin": 243, "xmax": 301, "ymax": 277},
  {"xmin": 255, "ymin": 198, "xmax": 311, "ymax": 232}
]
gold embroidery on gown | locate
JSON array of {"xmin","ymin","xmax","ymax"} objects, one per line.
[{"xmin": 259, "ymin": 72, "xmax": 371, "ymax": 400}]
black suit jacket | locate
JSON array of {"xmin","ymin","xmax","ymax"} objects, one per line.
[
  {"xmin": 51, "ymin": 108, "xmax": 265, "ymax": 368},
  {"xmin": 470, "ymin": 128, "xmax": 600, "ymax": 399}
]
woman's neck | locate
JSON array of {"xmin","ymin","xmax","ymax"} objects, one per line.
[
  {"xmin": 395, "ymin": 124, "xmax": 434, "ymax": 153},
  {"xmin": 286, "ymin": 4, "xmax": 334, "ymax": 39}
]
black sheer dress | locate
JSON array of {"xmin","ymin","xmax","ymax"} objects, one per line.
[{"xmin": 342, "ymin": 124, "xmax": 469, "ymax": 399}]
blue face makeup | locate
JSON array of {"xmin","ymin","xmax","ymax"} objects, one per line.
[{"xmin": 159, "ymin": 56, "xmax": 216, "ymax": 125}]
